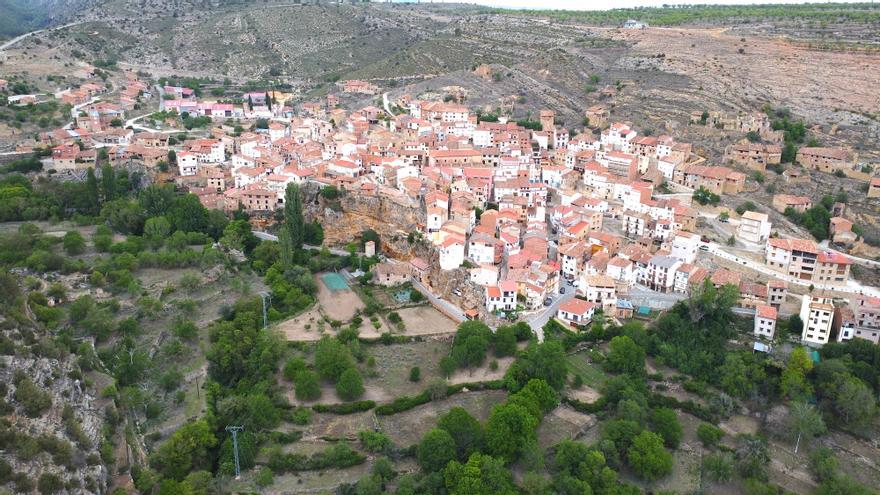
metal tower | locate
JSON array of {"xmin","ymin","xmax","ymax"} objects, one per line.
[
  {"xmin": 225, "ymin": 425, "xmax": 244, "ymax": 479},
  {"xmin": 259, "ymin": 292, "xmax": 271, "ymax": 329}
]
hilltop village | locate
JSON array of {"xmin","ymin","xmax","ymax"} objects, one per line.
[{"xmin": 8, "ymin": 68, "xmax": 879, "ymax": 350}]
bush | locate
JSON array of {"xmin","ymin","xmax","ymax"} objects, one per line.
[
  {"xmin": 697, "ymin": 423, "xmax": 724, "ymax": 448},
  {"xmin": 255, "ymin": 466, "xmax": 274, "ymax": 487},
  {"xmin": 409, "ymin": 366, "xmax": 421, "ymax": 382},
  {"xmin": 703, "ymin": 453, "xmax": 734, "ymax": 482},
  {"xmin": 63, "ymin": 231, "xmax": 86, "ymax": 255},
  {"xmin": 38, "ymin": 473, "xmax": 63, "ymax": 495},
  {"xmin": 358, "ymin": 430, "xmax": 392, "ymax": 453},
  {"xmin": 13, "ymin": 375, "xmax": 52, "ymax": 417},
  {"xmin": 651, "ymin": 408, "xmax": 683, "ymax": 449}
]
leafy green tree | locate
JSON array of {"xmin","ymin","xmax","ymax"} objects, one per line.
[
  {"xmin": 336, "ymin": 368, "xmax": 364, "ymax": 401},
  {"xmin": 831, "ymin": 377, "xmax": 876, "ymax": 427},
  {"xmin": 314, "ymin": 336, "xmax": 354, "ymax": 381},
  {"xmin": 62, "ymin": 231, "xmax": 85, "ymax": 255},
  {"xmin": 651, "ymin": 408, "xmax": 682, "ymax": 449},
  {"xmin": 418, "ymin": 428, "xmax": 457, "ymax": 472},
  {"xmin": 787, "ymin": 402, "xmax": 825, "ymax": 453},
  {"xmin": 150, "ymin": 420, "xmax": 217, "ymax": 481},
  {"xmin": 294, "ymin": 370, "xmax": 322, "ymax": 401},
  {"xmin": 440, "ymin": 355, "xmax": 457, "ymax": 378},
  {"xmin": 437, "ymin": 407, "xmax": 484, "ymax": 460},
  {"xmin": 493, "ymin": 325, "xmax": 518, "ymax": 357},
  {"xmin": 628, "ymin": 430, "xmax": 673, "ymax": 481},
  {"xmin": 443, "ymin": 453, "xmax": 518, "ymax": 495},
  {"xmin": 606, "ymin": 335, "xmax": 645, "ymax": 375},
  {"xmin": 485, "ymin": 403, "xmax": 539, "ymax": 462},
  {"xmin": 781, "ymin": 347, "xmax": 814, "ymax": 400},
  {"xmin": 139, "ymin": 185, "xmax": 175, "ymax": 218},
  {"xmin": 504, "ymin": 340, "xmax": 567, "ymax": 391},
  {"xmin": 220, "ymin": 219, "xmax": 259, "ymax": 254},
  {"xmin": 143, "ymin": 216, "xmax": 171, "ymax": 249}
]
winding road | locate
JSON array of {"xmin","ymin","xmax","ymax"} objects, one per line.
[{"xmin": 0, "ymin": 21, "xmax": 85, "ymax": 52}]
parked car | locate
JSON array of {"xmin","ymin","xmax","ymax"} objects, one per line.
[
  {"xmin": 560, "ymin": 287, "xmax": 566, "ymax": 294},
  {"xmin": 544, "ymin": 297, "xmax": 553, "ymax": 307},
  {"xmin": 699, "ymin": 245, "xmax": 709, "ymax": 251}
]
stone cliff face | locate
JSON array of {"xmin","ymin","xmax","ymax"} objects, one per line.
[
  {"xmin": 309, "ymin": 188, "xmax": 484, "ymax": 313},
  {"xmin": 306, "ymin": 188, "xmax": 424, "ymax": 248}
]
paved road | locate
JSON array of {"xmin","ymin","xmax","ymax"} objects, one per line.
[
  {"xmin": 626, "ymin": 285, "xmax": 687, "ymax": 310},
  {"xmin": 524, "ymin": 278, "xmax": 576, "ymax": 342},
  {"xmin": 410, "ymin": 278, "xmax": 466, "ymax": 323},
  {"xmin": 252, "ymin": 231, "xmax": 355, "ymax": 257},
  {"xmin": 709, "ymin": 242, "xmax": 880, "ymax": 298},
  {"xmin": 0, "ymin": 21, "xmax": 84, "ymax": 52},
  {"xmin": 381, "ymin": 92, "xmax": 392, "ymax": 114},
  {"xmin": 818, "ymin": 240, "xmax": 880, "ymax": 268},
  {"xmin": 64, "ymin": 96, "xmax": 102, "ymax": 129}
]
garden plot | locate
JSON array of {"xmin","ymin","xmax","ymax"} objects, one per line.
[
  {"xmin": 232, "ymin": 459, "xmax": 375, "ymax": 493},
  {"xmin": 447, "ymin": 355, "xmax": 515, "ymax": 385},
  {"xmin": 277, "ymin": 306, "xmax": 325, "ymax": 342},
  {"xmin": 367, "ymin": 341, "xmax": 449, "ymax": 397},
  {"xmin": 378, "ymin": 390, "xmax": 507, "ymax": 447},
  {"xmin": 300, "ymin": 412, "xmax": 377, "ymax": 441},
  {"xmin": 394, "ymin": 305, "xmax": 458, "ymax": 336},
  {"xmin": 536, "ymin": 405, "xmax": 597, "ymax": 449}
]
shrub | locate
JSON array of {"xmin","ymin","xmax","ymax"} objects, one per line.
[
  {"xmin": 703, "ymin": 453, "xmax": 734, "ymax": 482},
  {"xmin": 409, "ymin": 366, "xmax": 421, "ymax": 382},
  {"xmin": 255, "ymin": 466, "xmax": 273, "ymax": 487},
  {"xmin": 13, "ymin": 375, "xmax": 52, "ymax": 417},
  {"xmin": 358, "ymin": 430, "xmax": 392, "ymax": 453},
  {"xmin": 697, "ymin": 423, "xmax": 724, "ymax": 448}
]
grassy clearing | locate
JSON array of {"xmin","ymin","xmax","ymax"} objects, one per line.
[{"xmin": 565, "ymin": 351, "xmax": 608, "ymax": 387}]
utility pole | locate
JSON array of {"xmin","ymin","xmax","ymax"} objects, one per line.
[
  {"xmin": 225, "ymin": 425, "xmax": 244, "ymax": 479},
  {"xmin": 259, "ymin": 291, "xmax": 271, "ymax": 329}
]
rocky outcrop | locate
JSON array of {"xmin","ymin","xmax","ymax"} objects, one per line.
[
  {"xmin": 1, "ymin": 346, "xmax": 109, "ymax": 494},
  {"xmin": 307, "ymin": 188, "xmax": 424, "ymax": 248}
]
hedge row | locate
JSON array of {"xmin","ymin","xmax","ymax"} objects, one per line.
[
  {"xmin": 648, "ymin": 393, "xmax": 718, "ymax": 423},
  {"xmin": 311, "ymin": 400, "xmax": 375, "ymax": 414}
]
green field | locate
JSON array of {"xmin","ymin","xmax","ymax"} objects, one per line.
[{"xmin": 565, "ymin": 351, "xmax": 608, "ymax": 387}]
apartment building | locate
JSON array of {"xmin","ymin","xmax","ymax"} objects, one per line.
[
  {"xmin": 800, "ymin": 294, "xmax": 835, "ymax": 346},
  {"xmin": 737, "ymin": 211, "xmax": 771, "ymax": 244},
  {"xmin": 754, "ymin": 304, "xmax": 777, "ymax": 339}
]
